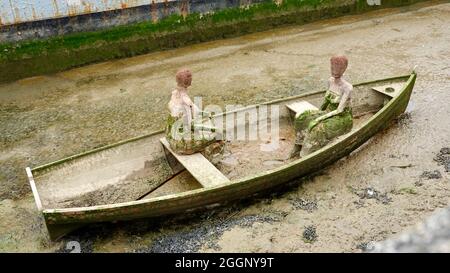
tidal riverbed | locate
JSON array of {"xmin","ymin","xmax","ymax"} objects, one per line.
[{"xmin": 0, "ymin": 1, "xmax": 449, "ymax": 252}]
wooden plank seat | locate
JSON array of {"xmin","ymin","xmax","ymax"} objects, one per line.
[
  {"xmin": 286, "ymin": 101, "xmax": 319, "ymax": 117},
  {"xmin": 160, "ymin": 138, "xmax": 230, "ymax": 188},
  {"xmin": 371, "ymin": 82, "xmax": 404, "ymax": 98}
]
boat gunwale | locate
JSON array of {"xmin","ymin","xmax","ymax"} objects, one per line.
[
  {"xmin": 26, "ymin": 167, "xmax": 43, "ymax": 211},
  {"xmin": 40, "ymin": 73, "xmax": 415, "ymax": 216}
]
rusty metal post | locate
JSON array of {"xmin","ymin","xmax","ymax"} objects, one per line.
[
  {"xmin": 164, "ymin": 0, "xmax": 169, "ymax": 17},
  {"xmin": 180, "ymin": 0, "xmax": 190, "ymax": 19},
  {"xmin": 52, "ymin": 0, "xmax": 61, "ymax": 17},
  {"xmin": 151, "ymin": 0, "xmax": 158, "ymax": 23},
  {"xmin": 240, "ymin": 0, "xmax": 252, "ymax": 9},
  {"xmin": 8, "ymin": 0, "xmax": 18, "ymax": 24}
]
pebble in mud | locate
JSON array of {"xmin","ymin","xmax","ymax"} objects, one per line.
[
  {"xmin": 434, "ymin": 147, "xmax": 450, "ymax": 172},
  {"xmin": 354, "ymin": 187, "xmax": 392, "ymax": 205},
  {"xmin": 302, "ymin": 225, "xmax": 317, "ymax": 243},
  {"xmin": 395, "ymin": 112, "xmax": 413, "ymax": 127},
  {"xmin": 420, "ymin": 170, "xmax": 442, "ymax": 180},
  {"xmin": 288, "ymin": 197, "xmax": 318, "ymax": 212},
  {"xmin": 356, "ymin": 241, "xmax": 375, "ymax": 252}
]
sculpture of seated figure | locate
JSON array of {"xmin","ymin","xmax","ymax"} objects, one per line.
[
  {"xmin": 292, "ymin": 55, "xmax": 354, "ymax": 157},
  {"xmin": 166, "ymin": 68, "xmax": 224, "ymax": 157}
]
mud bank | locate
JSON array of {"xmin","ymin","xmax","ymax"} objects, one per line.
[
  {"xmin": 0, "ymin": 2, "xmax": 449, "ymax": 252},
  {"xmin": 0, "ymin": 0, "xmax": 433, "ymax": 84}
]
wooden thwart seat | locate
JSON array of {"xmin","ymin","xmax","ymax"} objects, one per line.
[
  {"xmin": 160, "ymin": 138, "xmax": 230, "ymax": 188},
  {"xmin": 371, "ymin": 83, "xmax": 404, "ymax": 98},
  {"xmin": 286, "ymin": 101, "xmax": 319, "ymax": 117}
]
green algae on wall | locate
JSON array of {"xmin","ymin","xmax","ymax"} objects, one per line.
[{"xmin": 0, "ymin": 0, "xmax": 430, "ymax": 83}]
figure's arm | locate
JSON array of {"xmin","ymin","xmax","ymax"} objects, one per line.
[
  {"xmin": 320, "ymin": 88, "xmax": 350, "ymax": 119},
  {"xmin": 168, "ymin": 91, "xmax": 183, "ymax": 118},
  {"xmin": 181, "ymin": 94, "xmax": 201, "ymax": 118},
  {"xmin": 309, "ymin": 86, "xmax": 352, "ymax": 131},
  {"xmin": 320, "ymin": 90, "xmax": 331, "ymax": 111},
  {"xmin": 320, "ymin": 79, "xmax": 333, "ymax": 111}
]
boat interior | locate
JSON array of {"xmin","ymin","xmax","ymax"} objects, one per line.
[{"xmin": 30, "ymin": 78, "xmax": 408, "ymax": 210}]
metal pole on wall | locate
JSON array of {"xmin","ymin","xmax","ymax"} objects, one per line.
[
  {"xmin": 8, "ymin": 0, "xmax": 18, "ymax": 23},
  {"xmin": 151, "ymin": 0, "xmax": 158, "ymax": 23},
  {"xmin": 240, "ymin": 0, "xmax": 251, "ymax": 9},
  {"xmin": 163, "ymin": 0, "xmax": 169, "ymax": 17},
  {"xmin": 180, "ymin": 0, "xmax": 189, "ymax": 19}
]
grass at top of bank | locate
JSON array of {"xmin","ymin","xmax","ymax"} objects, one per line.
[{"xmin": 0, "ymin": 0, "xmax": 333, "ymax": 61}]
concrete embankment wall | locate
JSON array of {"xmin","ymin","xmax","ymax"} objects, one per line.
[
  {"xmin": 0, "ymin": 0, "xmax": 267, "ymax": 43},
  {"xmin": 0, "ymin": 0, "xmax": 434, "ymax": 83}
]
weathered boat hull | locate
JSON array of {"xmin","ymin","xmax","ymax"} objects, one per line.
[{"xmin": 28, "ymin": 73, "xmax": 416, "ymax": 240}]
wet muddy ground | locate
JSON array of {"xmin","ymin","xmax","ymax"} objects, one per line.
[{"xmin": 0, "ymin": 1, "xmax": 449, "ymax": 252}]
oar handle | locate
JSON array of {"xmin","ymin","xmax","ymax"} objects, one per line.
[
  {"xmin": 197, "ymin": 110, "xmax": 212, "ymax": 117},
  {"xmin": 193, "ymin": 124, "xmax": 218, "ymax": 132}
]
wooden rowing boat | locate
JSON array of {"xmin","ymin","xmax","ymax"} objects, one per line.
[{"xmin": 27, "ymin": 72, "xmax": 417, "ymax": 240}]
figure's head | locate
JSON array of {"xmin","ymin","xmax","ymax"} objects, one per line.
[
  {"xmin": 330, "ymin": 55, "xmax": 348, "ymax": 78},
  {"xmin": 176, "ymin": 68, "xmax": 192, "ymax": 88}
]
